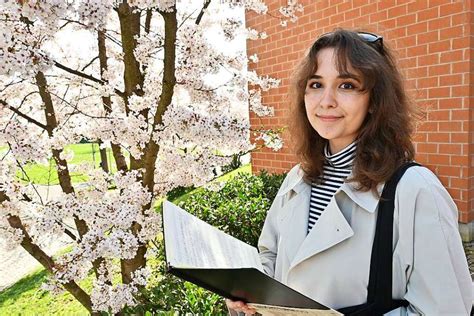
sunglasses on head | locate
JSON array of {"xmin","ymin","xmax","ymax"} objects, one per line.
[
  {"xmin": 357, "ymin": 31, "xmax": 383, "ymax": 44},
  {"xmin": 319, "ymin": 31, "xmax": 384, "ymax": 54}
]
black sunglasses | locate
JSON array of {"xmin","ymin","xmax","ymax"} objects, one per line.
[
  {"xmin": 357, "ymin": 31, "xmax": 383, "ymax": 44},
  {"xmin": 357, "ymin": 31, "xmax": 383, "ymax": 49},
  {"xmin": 319, "ymin": 31, "xmax": 384, "ymax": 54}
]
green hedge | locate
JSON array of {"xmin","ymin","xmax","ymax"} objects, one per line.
[
  {"xmin": 138, "ymin": 171, "xmax": 286, "ymax": 315},
  {"xmin": 178, "ymin": 171, "xmax": 285, "ymax": 247}
]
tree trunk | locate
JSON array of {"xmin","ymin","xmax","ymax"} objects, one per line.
[
  {"xmin": 116, "ymin": 2, "xmax": 148, "ymax": 284},
  {"xmin": 142, "ymin": 9, "xmax": 178, "ymax": 194},
  {"xmin": 117, "ymin": 2, "xmax": 145, "ymax": 173},
  {"xmin": 120, "ymin": 7, "xmax": 177, "ymax": 284},
  {"xmin": 35, "ymin": 71, "xmax": 89, "ymax": 238},
  {"xmin": 97, "ymin": 140, "xmax": 109, "ymax": 173},
  {"xmin": 97, "ymin": 29, "xmax": 128, "ymax": 173}
]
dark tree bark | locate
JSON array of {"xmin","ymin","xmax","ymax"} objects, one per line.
[
  {"xmin": 117, "ymin": 2, "xmax": 146, "ymax": 173},
  {"xmin": 35, "ymin": 71, "xmax": 89, "ymax": 239},
  {"xmin": 120, "ymin": 6, "xmax": 178, "ymax": 284},
  {"xmin": 97, "ymin": 29, "xmax": 128, "ymax": 173},
  {"xmin": 98, "ymin": 140, "xmax": 110, "ymax": 173}
]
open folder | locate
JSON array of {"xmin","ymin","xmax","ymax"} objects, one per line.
[{"xmin": 162, "ymin": 201, "xmax": 342, "ymax": 315}]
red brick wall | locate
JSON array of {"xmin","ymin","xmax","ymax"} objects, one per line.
[{"xmin": 246, "ymin": 1, "xmax": 473, "ymax": 223}]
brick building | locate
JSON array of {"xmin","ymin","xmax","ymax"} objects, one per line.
[{"xmin": 246, "ymin": 1, "xmax": 474, "ymax": 240}]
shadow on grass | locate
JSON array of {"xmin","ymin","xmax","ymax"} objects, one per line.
[{"xmin": 0, "ymin": 269, "xmax": 49, "ymax": 307}]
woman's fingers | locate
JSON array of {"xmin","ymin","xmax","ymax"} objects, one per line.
[
  {"xmin": 225, "ymin": 299, "xmax": 257, "ymax": 315},
  {"xmin": 225, "ymin": 298, "xmax": 241, "ymax": 310}
]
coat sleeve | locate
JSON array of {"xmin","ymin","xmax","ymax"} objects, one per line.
[
  {"xmin": 388, "ymin": 167, "xmax": 472, "ymax": 316},
  {"xmin": 257, "ymin": 194, "xmax": 281, "ymax": 278},
  {"xmin": 257, "ymin": 166, "xmax": 299, "ymax": 278}
]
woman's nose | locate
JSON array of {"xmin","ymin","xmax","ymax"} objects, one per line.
[{"xmin": 319, "ymin": 88, "xmax": 337, "ymax": 108}]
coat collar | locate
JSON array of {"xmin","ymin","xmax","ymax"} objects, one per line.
[
  {"xmin": 278, "ymin": 165, "xmax": 384, "ymax": 213},
  {"xmin": 339, "ymin": 181, "xmax": 384, "ymax": 213},
  {"xmin": 276, "ymin": 165, "xmax": 307, "ymax": 197}
]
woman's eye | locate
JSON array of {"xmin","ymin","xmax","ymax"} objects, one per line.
[
  {"xmin": 309, "ymin": 82, "xmax": 322, "ymax": 89},
  {"xmin": 340, "ymin": 82, "xmax": 355, "ymax": 89}
]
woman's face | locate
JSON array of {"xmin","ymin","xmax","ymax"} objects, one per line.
[{"xmin": 304, "ymin": 47, "xmax": 370, "ymax": 154}]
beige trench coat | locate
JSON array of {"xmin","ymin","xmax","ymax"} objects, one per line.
[{"xmin": 258, "ymin": 164, "xmax": 472, "ymax": 315}]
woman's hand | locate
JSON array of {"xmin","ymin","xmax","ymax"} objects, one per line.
[{"xmin": 225, "ymin": 299, "xmax": 257, "ymax": 315}]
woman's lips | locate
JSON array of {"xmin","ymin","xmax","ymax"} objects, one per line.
[{"xmin": 317, "ymin": 115, "xmax": 343, "ymax": 122}]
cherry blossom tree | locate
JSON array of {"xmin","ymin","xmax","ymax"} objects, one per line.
[{"xmin": 0, "ymin": 0, "xmax": 302, "ymax": 313}]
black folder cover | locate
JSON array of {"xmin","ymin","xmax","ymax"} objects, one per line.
[{"xmin": 167, "ymin": 265, "xmax": 330, "ymax": 310}]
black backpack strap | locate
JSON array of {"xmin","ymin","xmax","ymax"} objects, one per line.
[
  {"xmin": 339, "ymin": 161, "xmax": 420, "ymax": 315},
  {"xmin": 369, "ymin": 162, "xmax": 419, "ymax": 314}
]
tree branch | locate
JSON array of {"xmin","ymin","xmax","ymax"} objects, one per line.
[
  {"xmin": 142, "ymin": 7, "xmax": 177, "ymax": 195},
  {"xmin": 81, "ymin": 56, "xmax": 99, "ymax": 71},
  {"xmin": 53, "ymin": 59, "xmax": 100, "ymax": 85},
  {"xmin": 145, "ymin": 9, "xmax": 152, "ymax": 33},
  {"xmin": 0, "ymin": 191, "xmax": 93, "ymax": 313},
  {"xmin": 9, "ymin": 213, "xmax": 93, "ymax": 312},
  {"xmin": 52, "ymin": 60, "xmax": 125, "ymax": 98},
  {"xmin": 16, "ymin": 187, "xmax": 79, "ymax": 242},
  {"xmin": 0, "ymin": 78, "xmax": 27, "ymax": 93},
  {"xmin": 117, "ymin": 2, "xmax": 146, "ymax": 172},
  {"xmin": 117, "ymin": 2, "xmax": 151, "ymax": 284},
  {"xmin": 14, "ymin": 158, "xmax": 45, "ymax": 205},
  {"xmin": 98, "ymin": 29, "xmax": 128, "ymax": 172},
  {"xmin": 0, "ymin": 99, "xmax": 48, "ymax": 130},
  {"xmin": 196, "ymin": 0, "xmax": 211, "ymax": 25},
  {"xmin": 35, "ymin": 71, "xmax": 89, "ymax": 240}
]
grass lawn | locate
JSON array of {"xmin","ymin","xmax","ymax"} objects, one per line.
[
  {"xmin": 0, "ymin": 269, "xmax": 93, "ymax": 315},
  {"xmin": 10, "ymin": 143, "xmax": 117, "ymax": 185},
  {"xmin": 0, "ymin": 164, "xmax": 252, "ymax": 315}
]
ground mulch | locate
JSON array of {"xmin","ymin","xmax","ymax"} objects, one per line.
[{"xmin": 463, "ymin": 241, "xmax": 474, "ymax": 280}]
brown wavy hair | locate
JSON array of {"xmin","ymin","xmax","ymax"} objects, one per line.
[{"xmin": 289, "ymin": 28, "xmax": 417, "ymax": 193}]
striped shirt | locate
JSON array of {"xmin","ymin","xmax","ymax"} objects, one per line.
[{"xmin": 308, "ymin": 142, "xmax": 357, "ymax": 233}]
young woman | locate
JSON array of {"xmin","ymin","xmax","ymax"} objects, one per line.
[{"xmin": 227, "ymin": 29, "xmax": 472, "ymax": 315}]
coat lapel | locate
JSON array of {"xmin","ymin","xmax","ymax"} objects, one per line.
[
  {"xmin": 278, "ymin": 181, "xmax": 311, "ymax": 265},
  {"xmin": 276, "ymin": 166, "xmax": 382, "ymax": 273},
  {"xmin": 289, "ymin": 195, "xmax": 354, "ymax": 270}
]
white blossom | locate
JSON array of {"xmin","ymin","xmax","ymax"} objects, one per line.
[
  {"xmin": 220, "ymin": 17, "xmax": 243, "ymax": 41},
  {"xmin": 279, "ymin": 0, "xmax": 304, "ymax": 24},
  {"xmin": 248, "ymin": 54, "xmax": 259, "ymax": 63},
  {"xmin": 40, "ymin": 279, "xmax": 65, "ymax": 296},
  {"xmin": 91, "ymin": 281, "xmax": 137, "ymax": 313},
  {"xmin": 244, "ymin": 0, "xmax": 268, "ymax": 14},
  {"xmin": 59, "ymin": 148, "xmax": 74, "ymax": 162},
  {"xmin": 0, "ymin": 223, "xmax": 23, "ymax": 251},
  {"xmin": 249, "ymin": 89, "xmax": 274, "ymax": 117},
  {"xmin": 129, "ymin": 0, "xmax": 176, "ymax": 12},
  {"xmin": 246, "ymin": 28, "xmax": 268, "ymax": 40},
  {"xmin": 90, "ymin": 264, "xmax": 149, "ymax": 313},
  {"xmin": 256, "ymin": 131, "xmax": 284, "ymax": 151},
  {"xmin": 77, "ymin": 0, "xmax": 114, "ymax": 29}
]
